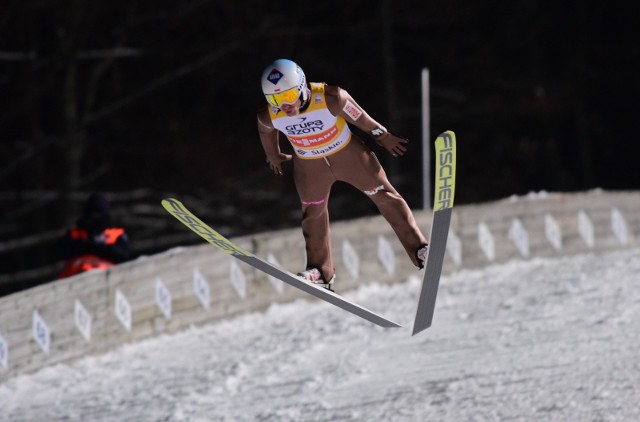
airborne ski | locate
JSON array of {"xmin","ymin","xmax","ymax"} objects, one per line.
[
  {"xmin": 412, "ymin": 131, "xmax": 457, "ymax": 335},
  {"xmin": 161, "ymin": 198, "xmax": 401, "ymax": 328}
]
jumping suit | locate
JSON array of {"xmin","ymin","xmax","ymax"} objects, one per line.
[{"xmin": 264, "ymin": 83, "xmax": 427, "ymax": 281}]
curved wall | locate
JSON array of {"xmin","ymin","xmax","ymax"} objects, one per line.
[{"xmin": 0, "ymin": 190, "xmax": 638, "ymax": 381}]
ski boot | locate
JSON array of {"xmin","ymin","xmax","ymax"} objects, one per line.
[
  {"xmin": 297, "ymin": 267, "xmax": 335, "ymax": 292},
  {"xmin": 416, "ymin": 244, "xmax": 429, "ymax": 269}
]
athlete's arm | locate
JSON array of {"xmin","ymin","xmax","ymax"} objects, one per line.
[
  {"xmin": 325, "ymin": 84, "xmax": 408, "ymax": 157},
  {"xmin": 257, "ymin": 108, "xmax": 292, "ymax": 175}
]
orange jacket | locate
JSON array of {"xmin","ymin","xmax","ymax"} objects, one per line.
[{"xmin": 58, "ymin": 227, "xmax": 129, "ymax": 278}]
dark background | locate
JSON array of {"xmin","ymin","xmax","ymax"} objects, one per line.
[{"xmin": 1, "ymin": 0, "xmax": 638, "ymax": 295}]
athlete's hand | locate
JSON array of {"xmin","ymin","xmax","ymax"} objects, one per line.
[
  {"xmin": 375, "ymin": 132, "xmax": 409, "ymax": 157},
  {"xmin": 266, "ymin": 153, "xmax": 292, "ymax": 175}
]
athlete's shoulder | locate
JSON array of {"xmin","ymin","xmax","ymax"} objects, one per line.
[
  {"xmin": 323, "ymin": 84, "xmax": 343, "ymax": 115},
  {"xmin": 323, "ymin": 83, "xmax": 341, "ymax": 97},
  {"xmin": 257, "ymin": 105, "xmax": 270, "ymax": 121},
  {"xmin": 257, "ymin": 106, "xmax": 276, "ymax": 131}
]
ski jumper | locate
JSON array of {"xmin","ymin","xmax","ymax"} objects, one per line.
[{"xmin": 267, "ymin": 83, "xmax": 427, "ymax": 281}]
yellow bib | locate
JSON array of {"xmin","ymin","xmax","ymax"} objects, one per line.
[{"xmin": 269, "ymin": 83, "xmax": 351, "ymax": 159}]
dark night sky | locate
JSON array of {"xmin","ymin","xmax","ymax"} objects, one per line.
[{"xmin": 1, "ymin": 0, "xmax": 638, "ymax": 291}]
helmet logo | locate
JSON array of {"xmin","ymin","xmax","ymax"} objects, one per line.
[{"xmin": 267, "ymin": 68, "xmax": 284, "ymax": 85}]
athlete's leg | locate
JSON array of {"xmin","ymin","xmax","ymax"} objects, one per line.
[
  {"xmin": 331, "ymin": 140, "xmax": 428, "ymax": 267},
  {"xmin": 293, "ymin": 156, "xmax": 336, "ymax": 281}
]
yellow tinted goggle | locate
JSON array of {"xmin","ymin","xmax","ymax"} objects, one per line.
[{"xmin": 265, "ymin": 87, "xmax": 299, "ymax": 107}]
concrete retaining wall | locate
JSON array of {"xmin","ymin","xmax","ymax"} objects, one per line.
[{"xmin": 1, "ymin": 190, "xmax": 638, "ymax": 382}]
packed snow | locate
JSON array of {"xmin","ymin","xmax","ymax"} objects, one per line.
[{"xmin": 1, "ymin": 248, "xmax": 639, "ymax": 421}]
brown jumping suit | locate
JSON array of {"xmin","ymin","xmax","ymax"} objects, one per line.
[{"xmin": 258, "ymin": 83, "xmax": 427, "ymax": 281}]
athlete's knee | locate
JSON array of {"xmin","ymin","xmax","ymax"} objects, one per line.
[
  {"xmin": 363, "ymin": 184, "xmax": 402, "ymax": 200},
  {"xmin": 301, "ymin": 197, "xmax": 327, "ymax": 206},
  {"xmin": 363, "ymin": 184, "xmax": 386, "ymax": 196}
]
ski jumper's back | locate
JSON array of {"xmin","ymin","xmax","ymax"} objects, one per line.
[{"xmin": 268, "ymin": 83, "xmax": 351, "ymax": 159}]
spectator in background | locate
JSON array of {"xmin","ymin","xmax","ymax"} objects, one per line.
[{"xmin": 57, "ymin": 193, "xmax": 131, "ymax": 279}]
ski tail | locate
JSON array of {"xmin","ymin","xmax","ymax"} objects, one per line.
[{"xmin": 412, "ymin": 130, "xmax": 456, "ymax": 335}]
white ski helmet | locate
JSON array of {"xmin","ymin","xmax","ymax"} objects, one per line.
[{"xmin": 261, "ymin": 59, "xmax": 309, "ymax": 108}]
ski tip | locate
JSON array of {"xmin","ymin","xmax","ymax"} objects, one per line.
[
  {"xmin": 161, "ymin": 198, "xmax": 188, "ymax": 214},
  {"xmin": 438, "ymin": 130, "xmax": 456, "ymax": 141}
]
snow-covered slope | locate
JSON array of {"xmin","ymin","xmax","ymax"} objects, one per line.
[{"xmin": 1, "ymin": 248, "xmax": 639, "ymax": 421}]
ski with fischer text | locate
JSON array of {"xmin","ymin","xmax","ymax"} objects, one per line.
[
  {"xmin": 161, "ymin": 198, "xmax": 401, "ymax": 328},
  {"xmin": 412, "ymin": 130, "xmax": 457, "ymax": 335}
]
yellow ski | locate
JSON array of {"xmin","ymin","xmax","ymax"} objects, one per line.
[{"xmin": 162, "ymin": 198, "xmax": 401, "ymax": 328}]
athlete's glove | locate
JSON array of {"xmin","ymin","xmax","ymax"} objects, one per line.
[{"xmin": 375, "ymin": 131, "xmax": 409, "ymax": 157}]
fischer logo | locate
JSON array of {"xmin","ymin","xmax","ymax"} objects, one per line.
[
  {"xmin": 164, "ymin": 199, "xmax": 248, "ymax": 256},
  {"xmin": 436, "ymin": 133, "xmax": 454, "ymax": 210},
  {"xmin": 285, "ymin": 119, "xmax": 324, "ymax": 135}
]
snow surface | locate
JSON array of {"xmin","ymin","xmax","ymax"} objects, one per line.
[{"xmin": 1, "ymin": 248, "xmax": 639, "ymax": 421}]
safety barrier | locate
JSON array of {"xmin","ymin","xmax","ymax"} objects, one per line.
[{"xmin": 0, "ymin": 190, "xmax": 637, "ymax": 382}]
